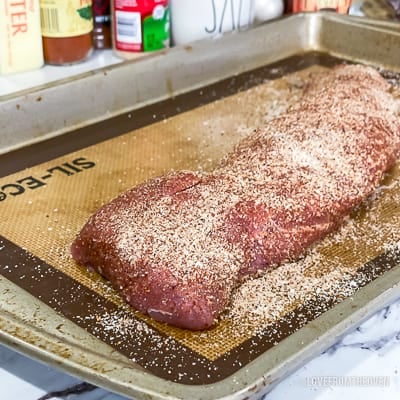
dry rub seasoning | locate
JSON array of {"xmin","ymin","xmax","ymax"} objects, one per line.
[{"xmin": 40, "ymin": 0, "xmax": 94, "ymax": 65}]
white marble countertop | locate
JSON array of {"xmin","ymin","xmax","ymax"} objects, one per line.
[{"xmin": 0, "ymin": 297, "xmax": 399, "ymax": 400}]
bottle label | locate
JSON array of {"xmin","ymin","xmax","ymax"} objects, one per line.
[
  {"xmin": 113, "ymin": 0, "xmax": 170, "ymax": 53},
  {"xmin": 40, "ymin": 0, "xmax": 93, "ymax": 37},
  {"xmin": 1, "ymin": 0, "xmax": 44, "ymax": 74},
  {"xmin": 292, "ymin": 0, "xmax": 351, "ymax": 13}
]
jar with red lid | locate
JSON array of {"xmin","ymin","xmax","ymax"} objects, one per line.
[{"xmin": 40, "ymin": 0, "xmax": 94, "ymax": 65}]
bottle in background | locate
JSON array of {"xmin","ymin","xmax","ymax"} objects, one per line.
[
  {"xmin": 40, "ymin": 0, "xmax": 94, "ymax": 65},
  {"xmin": 112, "ymin": 0, "xmax": 170, "ymax": 60},
  {"xmin": 0, "ymin": 0, "xmax": 44, "ymax": 75},
  {"xmin": 93, "ymin": 0, "xmax": 111, "ymax": 49}
]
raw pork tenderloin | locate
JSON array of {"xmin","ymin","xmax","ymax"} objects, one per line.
[{"xmin": 71, "ymin": 65, "xmax": 400, "ymax": 330}]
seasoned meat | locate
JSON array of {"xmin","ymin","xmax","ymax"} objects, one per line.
[{"xmin": 71, "ymin": 65, "xmax": 400, "ymax": 330}]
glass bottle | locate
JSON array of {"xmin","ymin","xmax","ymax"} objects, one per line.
[
  {"xmin": 40, "ymin": 0, "xmax": 94, "ymax": 65},
  {"xmin": 93, "ymin": 0, "xmax": 111, "ymax": 49}
]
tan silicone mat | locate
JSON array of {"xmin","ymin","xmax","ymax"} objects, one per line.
[{"xmin": 1, "ymin": 63, "xmax": 400, "ymax": 369}]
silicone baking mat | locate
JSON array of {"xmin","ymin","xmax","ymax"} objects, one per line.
[{"xmin": 1, "ymin": 55, "xmax": 400, "ymax": 384}]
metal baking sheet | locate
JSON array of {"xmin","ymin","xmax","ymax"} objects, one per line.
[{"xmin": 1, "ymin": 12, "xmax": 400, "ymax": 400}]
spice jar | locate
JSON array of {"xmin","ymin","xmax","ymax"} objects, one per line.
[
  {"xmin": 93, "ymin": 0, "xmax": 111, "ymax": 49},
  {"xmin": 40, "ymin": 0, "xmax": 94, "ymax": 65}
]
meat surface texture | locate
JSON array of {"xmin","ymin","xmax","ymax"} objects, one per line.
[{"xmin": 71, "ymin": 65, "xmax": 400, "ymax": 330}]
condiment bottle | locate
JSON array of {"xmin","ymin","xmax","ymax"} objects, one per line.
[
  {"xmin": 93, "ymin": 0, "xmax": 111, "ymax": 49},
  {"xmin": 112, "ymin": 0, "xmax": 170, "ymax": 60},
  {"xmin": 0, "ymin": 0, "xmax": 44, "ymax": 74},
  {"xmin": 40, "ymin": 0, "xmax": 94, "ymax": 65}
]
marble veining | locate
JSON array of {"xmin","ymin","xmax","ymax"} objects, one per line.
[{"xmin": 324, "ymin": 302, "xmax": 400, "ymax": 355}]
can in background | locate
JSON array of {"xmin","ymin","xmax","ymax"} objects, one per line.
[
  {"xmin": 112, "ymin": 0, "xmax": 170, "ymax": 60},
  {"xmin": 0, "ymin": 0, "xmax": 44, "ymax": 75}
]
